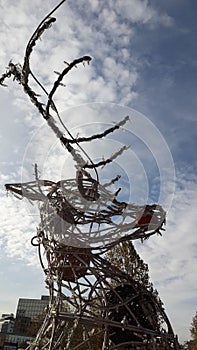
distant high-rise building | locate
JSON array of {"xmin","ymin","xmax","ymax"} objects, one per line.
[
  {"xmin": 14, "ymin": 296, "xmax": 49, "ymax": 336},
  {"xmin": 15, "ymin": 295, "xmax": 49, "ymax": 320}
]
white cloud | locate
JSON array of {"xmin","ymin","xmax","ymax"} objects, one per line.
[
  {"xmin": 114, "ymin": 0, "xmax": 173, "ymax": 26},
  {"xmin": 0, "ymin": 188, "xmax": 38, "ymax": 265},
  {"xmin": 115, "ymin": 0, "xmax": 156, "ymax": 24}
]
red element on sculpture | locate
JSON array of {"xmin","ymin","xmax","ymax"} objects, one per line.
[{"xmin": 136, "ymin": 214, "xmax": 153, "ymax": 226}]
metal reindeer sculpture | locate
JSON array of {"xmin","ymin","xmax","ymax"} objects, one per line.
[{"xmin": 1, "ymin": 2, "xmax": 179, "ymax": 349}]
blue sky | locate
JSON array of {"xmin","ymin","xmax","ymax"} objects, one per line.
[{"xmin": 0, "ymin": 0, "xmax": 196, "ymax": 344}]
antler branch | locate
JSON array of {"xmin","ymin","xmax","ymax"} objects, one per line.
[
  {"xmin": 83, "ymin": 146, "xmax": 129, "ymax": 169},
  {"xmin": 0, "ymin": 0, "xmax": 129, "ymax": 177},
  {"xmin": 61, "ymin": 116, "xmax": 130, "ymax": 144},
  {"xmin": 46, "ymin": 56, "xmax": 92, "ymax": 119},
  {"xmin": 22, "ymin": 17, "xmax": 56, "ymax": 85}
]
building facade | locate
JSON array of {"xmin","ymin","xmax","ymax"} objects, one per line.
[
  {"xmin": 0, "ymin": 296, "xmax": 49, "ymax": 347},
  {"xmin": 15, "ymin": 296, "xmax": 49, "ymax": 320},
  {"xmin": 14, "ymin": 296, "xmax": 49, "ymax": 336}
]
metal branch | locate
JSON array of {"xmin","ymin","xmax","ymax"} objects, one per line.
[
  {"xmin": 22, "ymin": 17, "xmax": 56, "ymax": 85},
  {"xmin": 45, "ymin": 56, "xmax": 92, "ymax": 119},
  {"xmin": 22, "ymin": 0, "xmax": 67, "ymax": 84},
  {"xmin": 83, "ymin": 145, "xmax": 129, "ymax": 169},
  {"xmin": 61, "ymin": 116, "xmax": 130, "ymax": 144}
]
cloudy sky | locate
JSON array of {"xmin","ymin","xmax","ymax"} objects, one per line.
[{"xmin": 0, "ymin": 0, "xmax": 196, "ymax": 344}]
